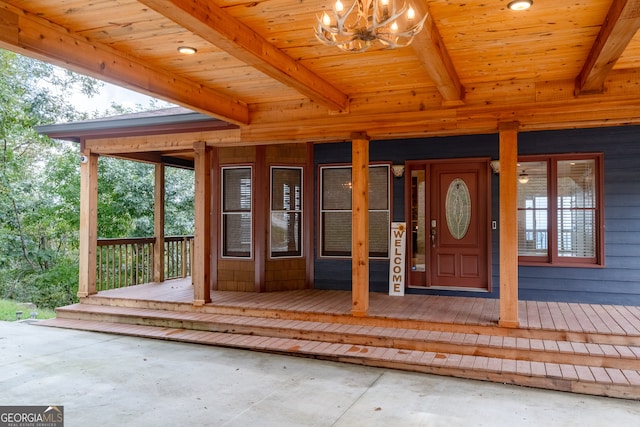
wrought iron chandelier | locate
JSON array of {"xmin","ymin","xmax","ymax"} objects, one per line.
[{"xmin": 315, "ymin": 0, "xmax": 427, "ymax": 52}]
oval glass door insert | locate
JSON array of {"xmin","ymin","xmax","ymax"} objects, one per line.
[{"xmin": 446, "ymin": 178, "xmax": 471, "ymax": 240}]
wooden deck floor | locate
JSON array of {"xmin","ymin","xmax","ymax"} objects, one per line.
[
  {"xmin": 40, "ymin": 278, "xmax": 640, "ymax": 400},
  {"xmin": 87, "ymin": 279, "xmax": 640, "ymax": 339}
]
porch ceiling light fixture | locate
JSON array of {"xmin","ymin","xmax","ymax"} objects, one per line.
[
  {"xmin": 177, "ymin": 46, "xmax": 197, "ymax": 55},
  {"xmin": 315, "ymin": 0, "xmax": 427, "ymax": 52},
  {"xmin": 508, "ymin": 0, "xmax": 532, "ymax": 11},
  {"xmin": 518, "ymin": 171, "xmax": 529, "ymax": 184}
]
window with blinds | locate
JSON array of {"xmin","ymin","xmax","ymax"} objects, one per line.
[
  {"xmin": 320, "ymin": 164, "xmax": 390, "ymax": 258},
  {"xmin": 517, "ymin": 154, "xmax": 602, "ymax": 266},
  {"xmin": 222, "ymin": 167, "xmax": 252, "ymax": 258},
  {"xmin": 517, "ymin": 161, "xmax": 548, "ymax": 257},
  {"xmin": 270, "ymin": 167, "xmax": 302, "ymax": 258}
]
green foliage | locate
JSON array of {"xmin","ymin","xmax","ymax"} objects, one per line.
[
  {"xmin": 0, "ymin": 50, "xmax": 95, "ymax": 309},
  {"xmin": 98, "ymin": 158, "xmax": 155, "ymax": 237},
  {"xmin": 0, "ymin": 49, "xmax": 194, "ymax": 309},
  {"xmin": 165, "ymin": 167, "xmax": 195, "ymax": 236},
  {"xmin": 96, "ymin": 159, "xmax": 194, "ymax": 238}
]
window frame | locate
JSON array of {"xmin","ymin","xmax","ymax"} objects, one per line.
[
  {"xmin": 517, "ymin": 153, "xmax": 604, "ymax": 267},
  {"xmin": 221, "ymin": 165, "xmax": 253, "ymax": 259},
  {"xmin": 269, "ymin": 166, "xmax": 303, "ymax": 259},
  {"xmin": 319, "ymin": 163, "xmax": 391, "ymax": 259}
]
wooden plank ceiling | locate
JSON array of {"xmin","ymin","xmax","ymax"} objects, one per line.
[{"xmin": 1, "ymin": 0, "xmax": 640, "ymax": 144}]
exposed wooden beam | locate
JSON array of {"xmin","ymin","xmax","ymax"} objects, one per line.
[
  {"xmin": 410, "ymin": 7, "xmax": 465, "ymax": 106},
  {"xmin": 139, "ymin": 0, "xmax": 349, "ymax": 112},
  {"xmin": 576, "ymin": 0, "xmax": 640, "ymax": 94},
  {"xmin": 84, "ymin": 129, "xmax": 241, "ymax": 154},
  {"xmin": 0, "ymin": 3, "xmax": 249, "ymax": 125}
]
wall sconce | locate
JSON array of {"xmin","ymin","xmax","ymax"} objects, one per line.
[
  {"xmin": 490, "ymin": 160, "xmax": 500, "ymax": 174},
  {"xmin": 391, "ymin": 165, "xmax": 405, "ymax": 178}
]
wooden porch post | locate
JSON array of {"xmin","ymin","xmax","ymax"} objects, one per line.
[
  {"xmin": 498, "ymin": 122, "xmax": 520, "ymax": 328},
  {"xmin": 351, "ymin": 132, "xmax": 370, "ymax": 317},
  {"xmin": 78, "ymin": 147, "xmax": 98, "ymax": 298},
  {"xmin": 153, "ymin": 163, "xmax": 165, "ymax": 283},
  {"xmin": 193, "ymin": 141, "xmax": 212, "ymax": 305}
]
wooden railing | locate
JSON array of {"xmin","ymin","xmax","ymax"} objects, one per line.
[
  {"xmin": 164, "ymin": 236, "xmax": 194, "ymax": 280},
  {"xmin": 96, "ymin": 236, "xmax": 194, "ymax": 291}
]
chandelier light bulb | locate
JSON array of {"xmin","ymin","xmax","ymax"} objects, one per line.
[{"xmin": 315, "ymin": 0, "xmax": 427, "ymax": 52}]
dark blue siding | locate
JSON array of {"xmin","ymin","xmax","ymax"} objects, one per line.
[{"xmin": 314, "ymin": 126, "xmax": 640, "ymax": 305}]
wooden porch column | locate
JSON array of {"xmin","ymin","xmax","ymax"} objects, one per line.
[
  {"xmin": 193, "ymin": 141, "xmax": 212, "ymax": 305},
  {"xmin": 498, "ymin": 122, "xmax": 520, "ymax": 328},
  {"xmin": 153, "ymin": 163, "xmax": 165, "ymax": 283},
  {"xmin": 78, "ymin": 147, "xmax": 98, "ymax": 298},
  {"xmin": 351, "ymin": 132, "xmax": 370, "ymax": 317}
]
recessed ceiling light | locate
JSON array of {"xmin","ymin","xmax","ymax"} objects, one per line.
[
  {"xmin": 177, "ymin": 46, "xmax": 197, "ymax": 55},
  {"xmin": 508, "ymin": 0, "xmax": 532, "ymax": 11}
]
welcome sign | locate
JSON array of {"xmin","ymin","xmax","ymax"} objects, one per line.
[{"xmin": 389, "ymin": 222, "xmax": 406, "ymax": 296}]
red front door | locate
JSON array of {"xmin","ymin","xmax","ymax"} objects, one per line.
[
  {"xmin": 430, "ymin": 161, "xmax": 489, "ymax": 289},
  {"xmin": 408, "ymin": 159, "xmax": 490, "ymax": 290}
]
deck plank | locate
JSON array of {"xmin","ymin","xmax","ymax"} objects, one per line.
[
  {"xmin": 609, "ymin": 305, "xmax": 640, "ymax": 335},
  {"xmin": 536, "ymin": 301, "xmax": 556, "ymax": 330},
  {"xmin": 568, "ymin": 303, "xmax": 597, "ymax": 333},
  {"xmin": 525, "ymin": 300, "xmax": 541, "ymax": 329},
  {"xmin": 558, "ymin": 303, "xmax": 583, "ymax": 332},
  {"xmin": 591, "ymin": 304, "xmax": 627, "ymax": 335},
  {"xmin": 547, "ymin": 302, "xmax": 569, "ymax": 331}
]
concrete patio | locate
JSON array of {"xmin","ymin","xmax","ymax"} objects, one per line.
[{"xmin": 1, "ymin": 321, "xmax": 639, "ymax": 426}]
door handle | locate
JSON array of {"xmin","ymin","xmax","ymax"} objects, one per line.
[{"xmin": 431, "ymin": 219, "xmax": 436, "ymax": 248}]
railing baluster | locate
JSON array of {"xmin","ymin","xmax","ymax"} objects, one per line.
[
  {"xmin": 107, "ymin": 245, "xmax": 112, "ymax": 290},
  {"xmin": 149, "ymin": 241, "xmax": 153, "ymax": 283},
  {"xmin": 167, "ymin": 240, "xmax": 172, "ymax": 278},
  {"xmin": 181, "ymin": 237, "xmax": 187, "ymax": 278},
  {"xmin": 123, "ymin": 243, "xmax": 126, "ymax": 288},
  {"xmin": 173, "ymin": 240, "xmax": 177, "ymax": 277},
  {"xmin": 97, "ymin": 246, "xmax": 102, "ymax": 291},
  {"xmin": 189, "ymin": 237, "xmax": 194, "ymax": 278},
  {"xmin": 117, "ymin": 244, "xmax": 120, "ymax": 288}
]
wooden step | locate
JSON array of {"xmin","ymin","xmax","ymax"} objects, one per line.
[
  {"xmin": 53, "ymin": 304, "xmax": 640, "ymax": 371},
  {"xmin": 79, "ymin": 293, "xmax": 640, "ymax": 347},
  {"xmin": 36, "ymin": 317, "xmax": 640, "ymax": 400}
]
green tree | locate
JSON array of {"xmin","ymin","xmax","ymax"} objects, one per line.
[
  {"xmin": 0, "ymin": 50, "xmax": 100, "ymax": 308},
  {"xmin": 96, "ymin": 159, "xmax": 194, "ymax": 238},
  {"xmin": 0, "ymin": 49, "xmax": 194, "ymax": 309},
  {"xmin": 165, "ymin": 167, "xmax": 195, "ymax": 236}
]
